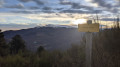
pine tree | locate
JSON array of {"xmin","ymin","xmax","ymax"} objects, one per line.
[
  {"xmin": 0, "ymin": 29, "xmax": 9, "ymax": 56},
  {"xmin": 9, "ymin": 35, "xmax": 25, "ymax": 54}
]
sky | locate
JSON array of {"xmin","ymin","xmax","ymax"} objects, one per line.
[{"xmin": 0, "ymin": 0, "xmax": 120, "ymax": 31}]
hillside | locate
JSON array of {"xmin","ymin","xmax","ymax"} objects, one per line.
[{"xmin": 4, "ymin": 27, "xmax": 84, "ymax": 51}]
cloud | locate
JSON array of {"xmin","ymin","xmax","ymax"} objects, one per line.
[
  {"xmin": 90, "ymin": 0, "xmax": 119, "ymax": 14},
  {"xmin": 59, "ymin": 1, "xmax": 73, "ymax": 5},
  {"xmin": 5, "ymin": 3, "xmax": 24, "ymax": 9},
  {"xmin": 42, "ymin": 10, "xmax": 54, "ymax": 13},
  {"xmin": 60, "ymin": 9, "xmax": 85, "ymax": 13},
  {"xmin": 19, "ymin": 0, "xmax": 32, "ymax": 2},
  {"xmin": 34, "ymin": 0, "xmax": 44, "ymax": 5},
  {"xmin": 91, "ymin": 0, "xmax": 112, "ymax": 9},
  {"xmin": 29, "ymin": 6, "xmax": 40, "ymax": 9},
  {"xmin": 42, "ymin": 6, "xmax": 52, "ymax": 10},
  {"xmin": 0, "ymin": 0, "xmax": 118, "ymax": 16},
  {"xmin": 11, "ymin": 10, "xmax": 54, "ymax": 14},
  {"xmin": 59, "ymin": 1, "xmax": 80, "ymax": 9},
  {"xmin": 59, "ymin": 0, "xmax": 94, "ymax": 10},
  {"xmin": 0, "ymin": 0, "xmax": 4, "ymax": 7},
  {"xmin": 55, "ymin": 8, "xmax": 63, "ymax": 10},
  {"xmin": 19, "ymin": 0, "xmax": 44, "ymax": 5},
  {"xmin": 72, "ymin": 4, "xmax": 93, "ymax": 10},
  {"xmin": 71, "ymin": 3, "xmax": 82, "ymax": 9},
  {"xmin": 110, "ymin": 8, "xmax": 119, "ymax": 13},
  {"xmin": 101, "ymin": 18, "xmax": 115, "ymax": 21},
  {"xmin": 60, "ymin": 9, "xmax": 102, "ymax": 14},
  {"xmin": 0, "ymin": 0, "xmax": 4, "ymax": 4},
  {"xmin": 11, "ymin": 10, "xmax": 33, "ymax": 14}
]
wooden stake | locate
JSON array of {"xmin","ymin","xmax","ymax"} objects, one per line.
[{"xmin": 86, "ymin": 20, "xmax": 92, "ymax": 67}]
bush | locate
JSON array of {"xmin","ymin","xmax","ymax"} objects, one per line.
[{"xmin": 92, "ymin": 29, "xmax": 120, "ymax": 67}]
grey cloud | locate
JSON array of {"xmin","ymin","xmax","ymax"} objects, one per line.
[
  {"xmin": 59, "ymin": 0, "xmax": 93, "ymax": 10},
  {"xmin": 42, "ymin": 7, "xmax": 52, "ymax": 10},
  {"xmin": 19, "ymin": 0, "xmax": 44, "ymax": 5},
  {"xmin": 55, "ymin": 8, "xmax": 63, "ymax": 10},
  {"xmin": 60, "ymin": 9, "xmax": 89, "ymax": 14},
  {"xmin": 70, "ymin": 0, "xmax": 115, "ymax": 14},
  {"xmin": 42, "ymin": 10, "xmax": 54, "ymax": 13},
  {"xmin": 101, "ymin": 18, "xmax": 115, "ymax": 21},
  {"xmin": 59, "ymin": 0, "xmax": 101, "ymax": 14},
  {"xmin": 66, "ymin": 13, "xmax": 74, "ymax": 18},
  {"xmin": 71, "ymin": 3, "xmax": 82, "ymax": 9},
  {"xmin": 115, "ymin": 0, "xmax": 120, "ymax": 7},
  {"xmin": 41, "ymin": 6, "xmax": 55, "ymax": 13},
  {"xmin": 104, "ymin": 7, "xmax": 119, "ymax": 14},
  {"xmin": 59, "ymin": 1, "xmax": 80, "ymax": 9},
  {"xmin": 59, "ymin": 1, "xmax": 73, "ymax": 5},
  {"xmin": 91, "ymin": 0, "xmax": 119, "ymax": 14},
  {"xmin": 19, "ymin": 0, "xmax": 32, "ymax": 2},
  {"xmin": 0, "ymin": 0, "xmax": 4, "ymax": 4},
  {"xmin": 72, "ymin": 4, "xmax": 93, "ymax": 10},
  {"xmin": 29, "ymin": 6, "xmax": 40, "ymax": 9},
  {"xmin": 110, "ymin": 8, "xmax": 119, "ymax": 13},
  {"xmin": 11, "ymin": 10, "xmax": 54, "ymax": 14},
  {"xmin": 60, "ymin": 9, "xmax": 102, "ymax": 14},
  {"xmin": 93, "ymin": 10, "xmax": 103, "ymax": 13},
  {"xmin": 0, "ymin": 0, "xmax": 4, "ymax": 7},
  {"xmin": 11, "ymin": 10, "xmax": 33, "ymax": 14},
  {"xmin": 5, "ymin": 3, "xmax": 24, "ymax": 9},
  {"xmin": 35, "ymin": 0, "xmax": 44, "ymax": 5},
  {"xmin": 91, "ymin": 0, "xmax": 112, "ymax": 9}
]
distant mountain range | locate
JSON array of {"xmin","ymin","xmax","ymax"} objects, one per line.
[{"xmin": 4, "ymin": 26, "xmax": 84, "ymax": 51}]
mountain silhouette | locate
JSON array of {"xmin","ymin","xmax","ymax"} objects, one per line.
[{"xmin": 4, "ymin": 27, "xmax": 84, "ymax": 51}]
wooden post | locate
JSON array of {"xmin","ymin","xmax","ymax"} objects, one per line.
[
  {"xmin": 86, "ymin": 20, "xmax": 92, "ymax": 67},
  {"xmin": 78, "ymin": 20, "xmax": 99, "ymax": 67}
]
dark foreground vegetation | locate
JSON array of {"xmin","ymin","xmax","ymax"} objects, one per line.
[
  {"xmin": 92, "ymin": 28, "xmax": 120, "ymax": 67},
  {"xmin": 0, "ymin": 28, "xmax": 120, "ymax": 67}
]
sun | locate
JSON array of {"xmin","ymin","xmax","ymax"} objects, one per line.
[{"xmin": 72, "ymin": 19, "xmax": 87, "ymax": 25}]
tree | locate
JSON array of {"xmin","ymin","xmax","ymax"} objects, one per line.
[
  {"xmin": 116, "ymin": 16, "xmax": 119, "ymax": 28},
  {"xmin": 9, "ymin": 35, "xmax": 25, "ymax": 54},
  {"xmin": 37, "ymin": 46, "xmax": 45, "ymax": 54},
  {"xmin": 0, "ymin": 29, "xmax": 9, "ymax": 56}
]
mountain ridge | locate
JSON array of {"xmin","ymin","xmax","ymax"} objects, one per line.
[{"xmin": 4, "ymin": 27, "xmax": 84, "ymax": 51}]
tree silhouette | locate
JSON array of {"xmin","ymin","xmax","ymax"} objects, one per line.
[
  {"xmin": 116, "ymin": 16, "xmax": 119, "ymax": 28},
  {"xmin": 0, "ymin": 29, "xmax": 9, "ymax": 56},
  {"xmin": 9, "ymin": 35, "xmax": 25, "ymax": 54},
  {"xmin": 37, "ymin": 46, "xmax": 45, "ymax": 54}
]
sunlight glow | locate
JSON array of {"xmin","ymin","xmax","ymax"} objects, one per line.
[{"xmin": 72, "ymin": 19, "xmax": 87, "ymax": 25}]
